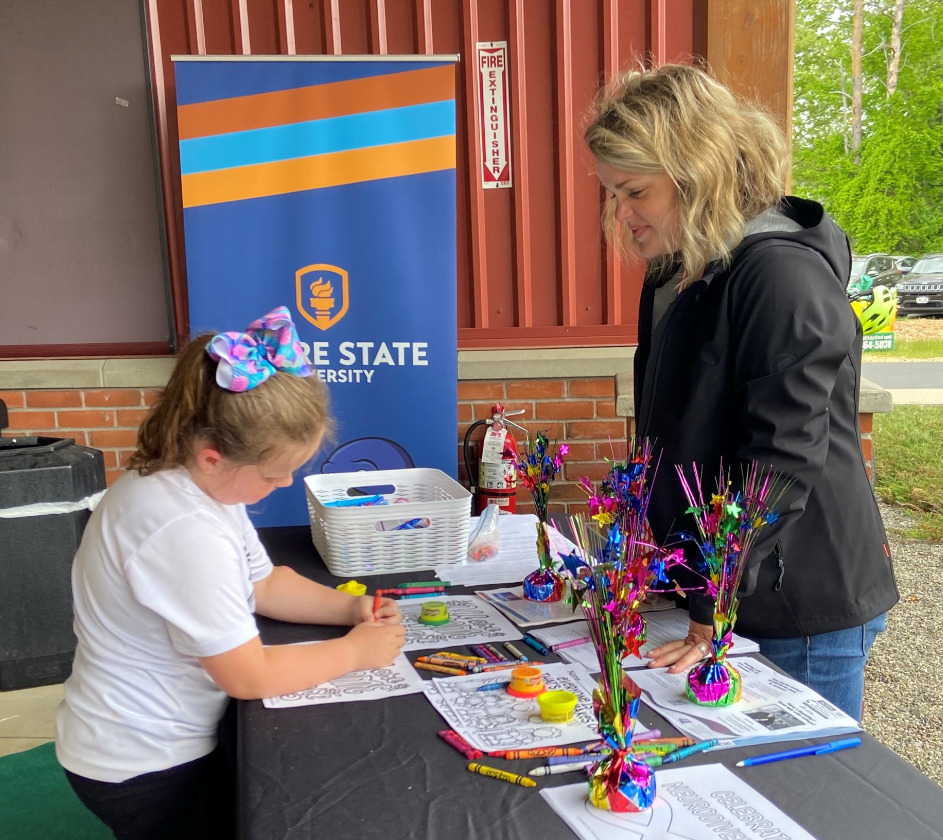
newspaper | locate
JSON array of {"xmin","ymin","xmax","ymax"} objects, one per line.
[{"xmin": 630, "ymin": 655, "xmax": 860, "ymax": 749}]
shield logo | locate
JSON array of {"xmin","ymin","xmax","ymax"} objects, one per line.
[{"xmin": 296, "ymin": 264, "xmax": 349, "ymax": 331}]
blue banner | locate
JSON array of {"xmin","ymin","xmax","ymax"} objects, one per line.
[{"xmin": 174, "ymin": 58, "xmax": 458, "ymax": 527}]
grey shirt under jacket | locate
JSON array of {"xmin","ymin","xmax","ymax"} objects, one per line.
[{"xmin": 635, "ymin": 197, "xmax": 899, "ymax": 638}]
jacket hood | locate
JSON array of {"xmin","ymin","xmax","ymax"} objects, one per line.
[{"xmin": 731, "ymin": 197, "xmax": 851, "ymax": 289}]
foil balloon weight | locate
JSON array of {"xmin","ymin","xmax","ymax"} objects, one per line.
[
  {"xmin": 522, "ymin": 522, "xmax": 566, "ymax": 601},
  {"xmin": 515, "ymin": 432, "xmax": 568, "ymax": 602},
  {"xmin": 685, "ymin": 625, "xmax": 742, "ymax": 705},
  {"xmin": 589, "ymin": 689, "xmax": 656, "ymax": 812},
  {"xmin": 559, "ymin": 439, "xmax": 686, "ymax": 812},
  {"xmin": 676, "ymin": 461, "xmax": 789, "ymax": 707}
]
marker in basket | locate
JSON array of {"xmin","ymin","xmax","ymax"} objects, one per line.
[{"xmin": 323, "ymin": 494, "xmax": 383, "ymax": 507}]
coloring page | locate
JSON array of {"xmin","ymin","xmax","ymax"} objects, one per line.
[
  {"xmin": 400, "ymin": 595, "xmax": 521, "ymax": 651},
  {"xmin": 540, "ymin": 763, "xmax": 817, "ymax": 840},
  {"xmin": 263, "ymin": 652, "xmax": 424, "ymax": 707},
  {"xmin": 422, "ymin": 662, "xmax": 600, "ymax": 751}
]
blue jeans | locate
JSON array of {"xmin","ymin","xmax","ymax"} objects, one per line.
[{"xmin": 750, "ymin": 612, "xmax": 887, "ymax": 722}]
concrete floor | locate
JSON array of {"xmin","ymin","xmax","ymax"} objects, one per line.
[{"xmin": 0, "ymin": 683, "xmax": 63, "ymax": 757}]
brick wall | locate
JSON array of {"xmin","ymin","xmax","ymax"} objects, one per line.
[
  {"xmin": 0, "ymin": 381, "xmax": 880, "ymax": 499},
  {"xmin": 0, "ymin": 388, "xmax": 160, "ymax": 486},
  {"xmin": 458, "ymin": 377, "xmax": 629, "ymax": 515}
]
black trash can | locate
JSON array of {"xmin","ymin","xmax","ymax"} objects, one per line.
[{"xmin": 0, "ymin": 418, "xmax": 106, "ymax": 690}]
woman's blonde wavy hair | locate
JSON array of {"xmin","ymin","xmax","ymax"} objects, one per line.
[
  {"xmin": 584, "ymin": 63, "xmax": 788, "ymax": 288},
  {"xmin": 127, "ymin": 334, "xmax": 334, "ymax": 475}
]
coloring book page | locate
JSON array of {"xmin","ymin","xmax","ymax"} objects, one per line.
[
  {"xmin": 422, "ymin": 662, "xmax": 600, "ymax": 752},
  {"xmin": 541, "ymin": 763, "xmax": 817, "ymax": 840},
  {"xmin": 400, "ymin": 595, "xmax": 521, "ymax": 651},
  {"xmin": 262, "ymin": 652, "xmax": 424, "ymax": 708}
]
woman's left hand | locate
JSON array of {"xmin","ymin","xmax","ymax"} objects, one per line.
[{"xmin": 645, "ymin": 620, "xmax": 713, "ymax": 673}]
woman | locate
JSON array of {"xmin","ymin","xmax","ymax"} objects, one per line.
[{"xmin": 584, "ymin": 63, "xmax": 898, "ymax": 721}]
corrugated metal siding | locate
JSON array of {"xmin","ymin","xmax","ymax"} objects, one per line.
[{"xmin": 146, "ymin": 0, "xmax": 697, "ymax": 349}]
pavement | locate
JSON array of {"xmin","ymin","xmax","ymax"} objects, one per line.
[{"xmin": 862, "ymin": 361, "xmax": 943, "ymax": 405}]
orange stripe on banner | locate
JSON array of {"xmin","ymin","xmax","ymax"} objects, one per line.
[
  {"xmin": 178, "ymin": 65, "xmax": 455, "ymax": 140},
  {"xmin": 181, "ymin": 135, "xmax": 456, "ymax": 208}
]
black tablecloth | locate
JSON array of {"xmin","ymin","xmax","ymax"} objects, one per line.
[{"xmin": 239, "ymin": 526, "xmax": 943, "ymax": 840}]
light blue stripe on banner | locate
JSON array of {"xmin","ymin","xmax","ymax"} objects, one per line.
[{"xmin": 179, "ymin": 100, "xmax": 455, "ymax": 175}]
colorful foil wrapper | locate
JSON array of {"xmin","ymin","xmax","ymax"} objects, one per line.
[
  {"xmin": 589, "ymin": 750, "xmax": 657, "ymax": 812},
  {"xmin": 623, "ymin": 612, "xmax": 647, "ymax": 660},
  {"xmin": 522, "ymin": 567, "xmax": 565, "ymax": 601},
  {"xmin": 685, "ymin": 658, "xmax": 743, "ymax": 706}
]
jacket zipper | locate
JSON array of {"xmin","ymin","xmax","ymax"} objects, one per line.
[{"xmin": 773, "ymin": 542, "xmax": 785, "ymax": 591}]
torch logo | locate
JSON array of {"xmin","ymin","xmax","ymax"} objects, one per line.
[{"xmin": 295, "ymin": 264, "xmax": 349, "ymax": 331}]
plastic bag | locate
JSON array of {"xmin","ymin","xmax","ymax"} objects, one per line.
[{"xmin": 467, "ymin": 503, "xmax": 501, "ymax": 561}]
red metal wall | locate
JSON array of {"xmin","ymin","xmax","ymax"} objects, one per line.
[{"xmin": 145, "ymin": 0, "xmax": 696, "ymax": 350}]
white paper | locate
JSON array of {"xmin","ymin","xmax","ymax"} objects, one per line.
[
  {"xmin": 399, "ymin": 595, "xmax": 521, "ymax": 651},
  {"xmin": 524, "ymin": 608, "xmax": 759, "ymax": 674},
  {"xmin": 263, "ymin": 652, "xmax": 424, "ymax": 707},
  {"xmin": 422, "ymin": 662, "xmax": 601, "ymax": 752},
  {"xmin": 541, "ymin": 763, "xmax": 818, "ymax": 840},
  {"xmin": 629, "ymin": 656, "xmax": 860, "ymax": 749}
]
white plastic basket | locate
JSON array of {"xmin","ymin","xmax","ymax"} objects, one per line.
[{"xmin": 304, "ymin": 468, "xmax": 472, "ymax": 577}]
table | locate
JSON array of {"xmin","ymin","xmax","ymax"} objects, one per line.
[{"xmin": 240, "ymin": 526, "xmax": 943, "ymax": 840}]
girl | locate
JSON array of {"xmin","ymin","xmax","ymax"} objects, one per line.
[
  {"xmin": 56, "ymin": 306, "xmax": 405, "ymax": 839},
  {"xmin": 583, "ymin": 64, "xmax": 897, "ymax": 721}
]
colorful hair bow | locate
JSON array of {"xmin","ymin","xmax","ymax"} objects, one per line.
[{"xmin": 207, "ymin": 306, "xmax": 312, "ymax": 392}]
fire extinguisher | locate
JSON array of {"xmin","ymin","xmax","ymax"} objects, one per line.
[{"xmin": 463, "ymin": 403, "xmax": 526, "ymax": 514}]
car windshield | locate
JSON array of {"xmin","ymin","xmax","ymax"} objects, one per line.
[
  {"xmin": 850, "ymin": 257, "xmax": 868, "ymax": 280},
  {"xmin": 911, "ymin": 257, "xmax": 943, "ymax": 275}
]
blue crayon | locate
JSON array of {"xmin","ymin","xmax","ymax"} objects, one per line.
[
  {"xmin": 521, "ymin": 634, "xmax": 551, "ymax": 656},
  {"xmin": 548, "ymin": 753, "xmax": 602, "ymax": 766},
  {"xmin": 477, "ymin": 682, "xmax": 510, "ymax": 692}
]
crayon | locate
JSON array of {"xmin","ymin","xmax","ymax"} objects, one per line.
[
  {"xmin": 548, "ymin": 753, "xmax": 603, "ymax": 766},
  {"xmin": 472, "ymin": 644, "xmax": 502, "ymax": 663},
  {"xmin": 417, "ymin": 656, "xmax": 478, "ymax": 670},
  {"xmin": 529, "ymin": 761, "xmax": 595, "ymax": 776},
  {"xmin": 397, "ymin": 580, "xmax": 450, "ymax": 588},
  {"xmin": 471, "ymin": 661, "xmax": 537, "ymax": 674},
  {"xmin": 467, "ymin": 763, "xmax": 536, "ymax": 788},
  {"xmin": 521, "ymin": 634, "xmax": 551, "ymax": 656},
  {"xmin": 504, "ymin": 642, "xmax": 529, "ymax": 661},
  {"xmin": 433, "ymin": 652, "xmax": 488, "ymax": 664},
  {"xmin": 484, "ymin": 643, "xmax": 510, "ymax": 661},
  {"xmin": 383, "ymin": 587, "xmax": 445, "ymax": 595},
  {"xmin": 414, "ymin": 662, "xmax": 466, "ymax": 676},
  {"xmin": 552, "ymin": 636, "xmax": 591, "ymax": 651},
  {"xmin": 501, "ymin": 746, "xmax": 590, "ymax": 760},
  {"xmin": 437, "ymin": 730, "xmax": 482, "ymax": 760},
  {"xmin": 476, "ymin": 682, "xmax": 510, "ymax": 692},
  {"xmin": 372, "ymin": 590, "xmax": 382, "ymax": 619},
  {"xmin": 646, "ymin": 738, "xmax": 718, "ymax": 767}
]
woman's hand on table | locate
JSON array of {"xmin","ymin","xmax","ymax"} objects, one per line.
[{"xmin": 645, "ymin": 620, "xmax": 713, "ymax": 673}]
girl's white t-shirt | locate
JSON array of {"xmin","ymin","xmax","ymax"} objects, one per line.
[{"xmin": 55, "ymin": 467, "xmax": 273, "ymax": 783}]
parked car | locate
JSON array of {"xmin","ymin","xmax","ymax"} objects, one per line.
[
  {"xmin": 893, "ymin": 255, "xmax": 918, "ymax": 275},
  {"xmin": 896, "ymin": 254, "xmax": 943, "ymax": 317},
  {"xmin": 847, "ymin": 253, "xmax": 900, "ymax": 294}
]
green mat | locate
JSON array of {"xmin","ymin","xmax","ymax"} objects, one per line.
[{"xmin": 0, "ymin": 742, "xmax": 111, "ymax": 839}]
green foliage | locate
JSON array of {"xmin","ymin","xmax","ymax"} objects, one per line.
[
  {"xmin": 863, "ymin": 337, "xmax": 943, "ymax": 360},
  {"xmin": 874, "ymin": 405, "xmax": 943, "ymax": 541},
  {"xmin": 793, "ymin": 0, "xmax": 943, "ymax": 255}
]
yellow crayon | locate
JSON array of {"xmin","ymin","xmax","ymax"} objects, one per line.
[
  {"xmin": 467, "ymin": 762, "xmax": 536, "ymax": 788},
  {"xmin": 414, "ymin": 662, "xmax": 466, "ymax": 676},
  {"xmin": 433, "ymin": 651, "xmax": 488, "ymax": 664}
]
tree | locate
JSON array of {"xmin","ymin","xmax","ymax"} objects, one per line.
[{"xmin": 793, "ymin": 0, "xmax": 943, "ymax": 254}]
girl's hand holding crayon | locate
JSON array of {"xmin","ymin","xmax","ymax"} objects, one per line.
[
  {"xmin": 353, "ymin": 595, "xmax": 402, "ymax": 625},
  {"xmin": 344, "ymin": 620, "xmax": 407, "ymax": 670}
]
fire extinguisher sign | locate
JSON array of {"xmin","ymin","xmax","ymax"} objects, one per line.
[{"xmin": 476, "ymin": 41, "xmax": 512, "ymax": 189}]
